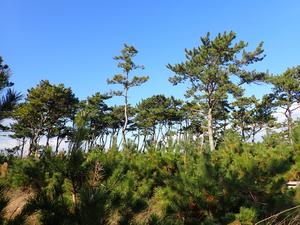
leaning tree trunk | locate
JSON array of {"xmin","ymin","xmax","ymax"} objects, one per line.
[{"xmin": 207, "ymin": 108, "xmax": 215, "ymax": 151}]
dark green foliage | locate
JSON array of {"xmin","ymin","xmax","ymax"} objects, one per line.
[
  {"xmin": 3, "ymin": 137, "xmax": 297, "ymax": 225},
  {"xmin": 77, "ymin": 187, "xmax": 107, "ymax": 225},
  {"xmin": 167, "ymin": 31, "xmax": 266, "ymax": 151},
  {"xmin": 268, "ymin": 66, "xmax": 300, "ymax": 144},
  {"xmin": 0, "ymin": 56, "xmax": 21, "ymax": 130},
  {"xmin": 12, "ymin": 80, "xmax": 78, "ymax": 155},
  {"xmin": 74, "ymin": 93, "xmax": 112, "ymax": 150}
]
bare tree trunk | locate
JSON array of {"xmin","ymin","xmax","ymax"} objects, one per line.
[
  {"xmin": 252, "ymin": 130, "xmax": 255, "ymax": 143},
  {"xmin": 142, "ymin": 135, "xmax": 147, "ymax": 152},
  {"xmin": 109, "ymin": 131, "xmax": 114, "ymax": 149},
  {"xmin": 287, "ymin": 108, "xmax": 293, "ymax": 145},
  {"xmin": 122, "ymin": 74, "xmax": 129, "ymax": 146},
  {"xmin": 103, "ymin": 134, "xmax": 108, "ymax": 148},
  {"xmin": 200, "ymin": 134, "xmax": 204, "ymax": 150},
  {"xmin": 21, "ymin": 137, "xmax": 25, "ymax": 158},
  {"xmin": 155, "ymin": 125, "xmax": 163, "ymax": 149},
  {"xmin": 152, "ymin": 126, "xmax": 156, "ymax": 144},
  {"xmin": 28, "ymin": 138, "xmax": 33, "ymax": 156},
  {"xmin": 207, "ymin": 108, "xmax": 215, "ymax": 151},
  {"xmin": 72, "ymin": 192, "xmax": 77, "ymax": 205},
  {"xmin": 55, "ymin": 136, "xmax": 60, "ymax": 154},
  {"xmin": 241, "ymin": 125, "xmax": 246, "ymax": 142},
  {"xmin": 137, "ymin": 131, "xmax": 141, "ymax": 151},
  {"xmin": 46, "ymin": 136, "xmax": 50, "ymax": 147},
  {"xmin": 30, "ymin": 135, "xmax": 39, "ymax": 157},
  {"xmin": 46, "ymin": 128, "xmax": 51, "ymax": 147}
]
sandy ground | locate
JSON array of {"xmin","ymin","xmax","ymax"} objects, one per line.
[{"xmin": 4, "ymin": 189, "xmax": 39, "ymax": 225}]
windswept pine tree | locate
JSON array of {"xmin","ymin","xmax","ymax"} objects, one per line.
[
  {"xmin": 269, "ymin": 66, "xmax": 300, "ymax": 144},
  {"xmin": 135, "ymin": 95, "xmax": 184, "ymax": 148},
  {"xmin": 231, "ymin": 95, "xmax": 275, "ymax": 142},
  {"xmin": 107, "ymin": 44, "xmax": 149, "ymax": 145},
  {"xmin": 12, "ymin": 80, "xmax": 78, "ymax": 156},
  {"xmin": 167, "ymin": 31, "xmax": 266, "ymax": 151},
  {"xmin": 74, "ymin": 93, "xmax": 111, "ymax": 150}
]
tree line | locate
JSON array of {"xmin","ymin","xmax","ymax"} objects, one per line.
[{"xmin": 1, "ymin": 31, "xmax": 299, "ymax": 156}]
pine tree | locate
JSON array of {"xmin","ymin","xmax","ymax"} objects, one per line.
[
  {"xmin": 13, "ymin": 80, "xmax": 78, "ymax": 155},
  {"xmin": 107, "ymin": 44, "xmax": 149, "ymax": 145},
  {"xmin": 269, "ymin": 65, "xmax": 300, "ymax": 144},
  {"xmin": 167, "ymin": 31, "xmax": 265, "ymax": 150}
]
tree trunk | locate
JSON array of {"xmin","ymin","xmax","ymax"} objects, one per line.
[
  {"xmin": 200, "ymin": 133, "xmax": 204, "ymax": 150},
  {"xmin": 122, "ymin": 82, "xmax": 128, "ymax": 146},
  {"xmin": 28, "ymin": 138, "xmax": 33, "ymax": 156},
  {"xmin": 287, "ymin": 108, "xmax": 293, "ymax": 145},
  {"xmin": 46, "ymin": 135, "xmax": 50, "ymax": 147},
  {"xmin": 241, "ymin": 126, "xmax": 245, "ymax": 142},
  {"xmin": 155, "ymin": 125, "xmax": 162, "ymax": 149},
  {"xmin": 207, "ymin": 108, "xmax": 215, "ymax": 151},
  {"xmin": 46, "ymin": 127, "xmax": 51, "ymax": 147},
  {"xmin": 109, "ymin": 131, "xmax": 114, "ymax": 149},
  {"xmin": 30, "ymin": 135, "xmax": 39, "ymax": 157},
  {"xmin": 252, "ymin": 131, "xmax": 255, "ymax": 143},
  {"xmin": 21, "ymin": 137, "xmax": 25, "ymax": 158},
  {"xmin": 55, "ymin": 136, "xmax": 60, "ymax": 154},
  {"xmin": 103, "ymin": 134, "xmax": 108, "ymax": 148},
  {"xmin": 72, "ymin": 192, "xmax": 77, "ymax": 205}
]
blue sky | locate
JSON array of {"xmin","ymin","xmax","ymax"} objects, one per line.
[{"xmin": 1, "ymin": 0, "xmax": 300, "ymax": 105}]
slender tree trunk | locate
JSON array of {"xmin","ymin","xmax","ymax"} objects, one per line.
[
  {"xmin": 109, "ymin": 131, "xmax": 114, "ymax": 149},
  {"xmin": 252, "ymin": 130, "xmax": 255, "ymax": 143},
  {"xmin": 34, "ymin": 136, "xmax": 40, "ymax": 158},
  {"xmin": 46, "ymin": 135, "xmax": 50, "ymax": 147},
  {"xmin": 241, "ymin": 125, "xmax": 245, "ymax": 142},
  {"xmin": 142, "ymin": 135, "xmax": 147, "ymax": 152},
  {"xmin": 72, "ymin": 192, "xmax": 77, "ymax": 206},
  {"xmin": 21, "ymin": 137, "xmax": 25, "ymax": 158},
  {"xmin": 200, "ymin": 133, "xmax": 204, "ymax": 150},
  {"xmin": 178, "ymin": 124, "xmax": 182, "ymax": 142},
  {"xmin": 137, "ymin": 131, "xmax": 140, "ymax": 151},
  {"xmin": 115, "ymin": 129, "xmax": 120, "ymax": 147},
  {"xmin": 103, "ymin": 134, "xmax": 108, "ymax": 148},
  {"xmin": 155, "ymin": 125, "xmax": 162, "ymax": 149},
  {"xmin": 166, "ymin": 125, "xmax": 171, "ymax": 143},
  {"xmin": 287, "ymin": 108, "xmax": 293, "ymax": 145},
  {"xmin": 31, "ymin": 135, "xmax": 39, "ymax": 157},
  {"xmin": 55, "ymin": 136, "xmax": 60, "ymax": 154},
  {"xmin": 251, "ymin": 125, "xmax": 259, "ymax": 143},
  {"xmin": 28, "ymin": 138, "xmax": 33, "ymax": 156},
  {"xmin": 45, "ymin": 128, "xmax": 51, "ymax": 147},
  {"xmin": 122, "ymin": 74, "xmax": 129, "ymax": 146},
  {"xmin": 71, "ymin": 186, "xmax": 77, "ymax": 206},
  {"xmin": 207, "ymin": 108, "xmax": 215, "ymax": 151},
  {"xmin": 152, "ymin": 126, "xmax": 156, "ymax": 143}
]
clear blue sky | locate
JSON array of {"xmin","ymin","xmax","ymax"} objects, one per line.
[{"xmin": 1, "ymin": 0, "xmax": 300, "ymax": 105}]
